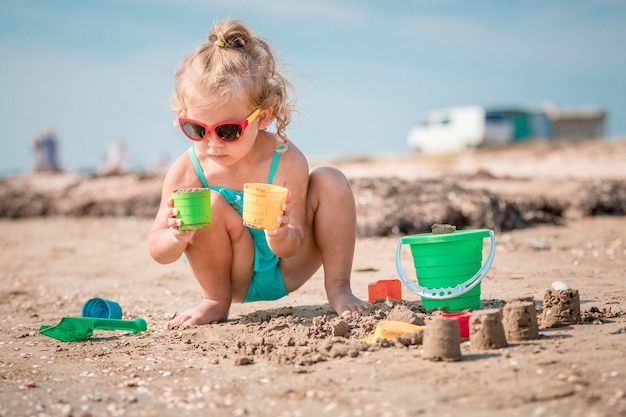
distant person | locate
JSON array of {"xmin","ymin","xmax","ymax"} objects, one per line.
[
  {"xmin": 32, "ymin": 126, "xmax": 61, "ymax": 172},
  {"xmin": 31, "ymin": 134, "xmax": 43, "ymax": 172},
  {"xmin": 100, "ymin": 138, "xmax": 127, "ymax": 175},
  {"xmin": 148, "ymin": 19, "xmax": 369, "ymax": 326}
]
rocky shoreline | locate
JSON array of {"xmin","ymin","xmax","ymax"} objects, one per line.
[{"xmin": 1, "ymin": 170, "xmax": 624, "ymax": 237}]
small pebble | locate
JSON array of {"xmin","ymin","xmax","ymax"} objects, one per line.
[{"xmin": 235, "ymin": 357, "xmax": 254, "ymax": 366}]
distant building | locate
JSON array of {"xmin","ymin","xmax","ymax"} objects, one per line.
[
  {"xmin": 543, "ymin": 104, "xmax": 606, "ymax": 141},
  {"xmin": 407, "ymin": 104, "xmax": 607, "ymax": 154}
]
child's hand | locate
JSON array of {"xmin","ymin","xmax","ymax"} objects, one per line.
[
  {"xmin": 167, "ymin": 197, "xmax": 196, "ymax": 242},
  {"xmin": 266, "ymin": 191, "xmax": 291, "ymax": 237}
]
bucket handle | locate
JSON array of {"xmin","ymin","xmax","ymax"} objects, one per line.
[{"xmin": 395, "ymin": 230, "xmax": 495, "ymax": 300}]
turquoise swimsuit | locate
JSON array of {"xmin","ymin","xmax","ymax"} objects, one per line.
[{"xmin": 187, "ymin": 146, "xmax": 288, "ymax": 302}]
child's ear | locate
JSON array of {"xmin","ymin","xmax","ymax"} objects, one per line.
[{"xmin": 258, "ymin": 108, "xmax": 273, "ymax": 130}]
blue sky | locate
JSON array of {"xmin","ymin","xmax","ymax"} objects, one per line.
[{"xmin": 1, "ymin": 0, "xmax": 625, "ymax": 174}]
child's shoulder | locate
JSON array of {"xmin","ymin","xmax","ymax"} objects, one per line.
[
  {"xmin": 279, "ymin": 141, "xmax": 306, "ymax": 164},
  {"xmin": 168, "ymin": 150, "xmax": 193, "ymax": 172},
  {"xmin": 163, "ymin": 151, "xmax": 200, "ymax": 187},
  {"xmin": 274, "ymin": 142, "xmax": 309, "ymax": 182}
]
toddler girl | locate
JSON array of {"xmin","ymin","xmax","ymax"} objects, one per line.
[{"xmin": 148, "ymin": 19, "xmax": 369, "ymax": 326}]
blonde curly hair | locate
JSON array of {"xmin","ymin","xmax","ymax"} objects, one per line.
[{"xmin": 171, "ymin": 19, "xmax": 294, "ymax": 145}]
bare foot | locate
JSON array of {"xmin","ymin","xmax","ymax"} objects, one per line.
[
  {"xmin": 171, "ymin": 299, "xmax": 230, "ymax": 326},
  {"xmin": 327, "ymin": 288, "xmax": 371, "ymax": 317}
]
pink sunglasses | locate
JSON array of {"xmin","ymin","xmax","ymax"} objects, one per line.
[{"xmin": 178, "ymin": 108, "xmax": 261, "ymax": 142}]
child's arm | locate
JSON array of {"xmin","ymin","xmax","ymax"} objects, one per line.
[
  {"xmin": 148, "ymin": 196, "xmax": 195, "ymax": 264},
  {"xmin": 264, "ymin": 148, "xmax": 309, "ymax": 258},
  {"xmin": 148, "ymin": 159, "xmax": 197, "ymax": 264}
]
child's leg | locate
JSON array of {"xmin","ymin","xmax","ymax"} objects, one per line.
[
  {"xmin": 310, "ymin": 167, "xmax": 370, "ymax": 316},
  {"xmin": 172, "ymin": 193, "xmax": 255, "ymax": 326},
  {"xmin": 281, "ymin": 167, "xmax": 370, "ymax": 316}
]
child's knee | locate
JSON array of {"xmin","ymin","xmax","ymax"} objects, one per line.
[
  {"xmin": 309, "ymin": 166, "xmax": 351, "ymax": 193},
  {"xmin": 308, "ymin": 167, "xmax": 355, "ymax": 217},
  {"xmin": 210, "ymin": 192, "xmax": 243, "ymax": 225}
]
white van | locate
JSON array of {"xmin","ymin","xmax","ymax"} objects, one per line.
[{"xmin": 407, "ymin": 105, "xmax": 512, "ymax": 154}]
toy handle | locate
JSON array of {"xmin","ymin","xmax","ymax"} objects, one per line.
[
  {"xmin": 92, "ymin": 318, "xmax": 147, "ymax": 333},
  {"xmin": 395, "ymin": 230, "xmax": 495, "ymax": 300}
]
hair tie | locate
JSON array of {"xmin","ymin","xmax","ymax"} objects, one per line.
[{"xmin": 215, "ymin": 40, "xmax": 225, "ymax": 48}]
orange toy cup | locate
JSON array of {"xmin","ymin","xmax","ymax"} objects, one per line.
[{"xmin": 242, "ymin": 183, "xmax": 288, "ymax": 230}]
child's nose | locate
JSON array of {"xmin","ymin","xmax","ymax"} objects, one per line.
[{"xmin": 204, "ymin": 131, "xmax": 222, "ymax": 144}]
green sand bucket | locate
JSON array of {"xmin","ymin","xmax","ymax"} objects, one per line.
[
  {"xmin": 395, "ymin": 229, "xmax": 495, "ymax": 311},
  {"xmin": 172, "ymin": 188, "xmax": 212, "ymax": 230}
]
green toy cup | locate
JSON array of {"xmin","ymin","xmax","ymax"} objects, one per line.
[
  {"xmin": 172, "ymin": 188, "xmax": 212, "ymax": 230},
  {"xmin": 395, "ymin": 229, "xmax": 495, "ymax": 312}
]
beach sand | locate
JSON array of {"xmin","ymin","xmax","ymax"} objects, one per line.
[{"xmin": 1, "ymin": 140, "xmax": 625, "ymax": 417}]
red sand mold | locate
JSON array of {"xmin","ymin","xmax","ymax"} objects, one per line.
[{"xmin": 368, "ymin": 279, "xmax": 402, "ymax": 303}]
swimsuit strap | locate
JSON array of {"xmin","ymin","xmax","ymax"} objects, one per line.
[
  {"xmin": 188, "ymin": 145, "xmax": 281, "ymax": 186},
  {"xmin": 267, "ymin": 150, "xmax": 281, "ymax": 184},
  {"xmin": 187, "ymin": 146, "xmax": 208, "ymax": 188}
]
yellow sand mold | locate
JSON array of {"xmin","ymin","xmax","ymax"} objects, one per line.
[{"xmin": 360, "ymin": 320, "xmax": 425, "ymax": 344}]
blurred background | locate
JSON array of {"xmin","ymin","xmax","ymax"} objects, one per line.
[{"xmin": 1, "ymin": 0, "xmax": 625, "ymax": 175}]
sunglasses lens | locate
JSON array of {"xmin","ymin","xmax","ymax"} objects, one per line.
[
  {"xmin": 215, "ymin": 124, "xmax": 243, "ymax": 141},
  {"xmin": 181, "ymin": 121, "xmax": 206, "ymax": 141}
]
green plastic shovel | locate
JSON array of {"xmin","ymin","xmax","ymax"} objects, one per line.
[{"xmin": 39, "ymin": 317, "xmax": 147, "ymax": 342}]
